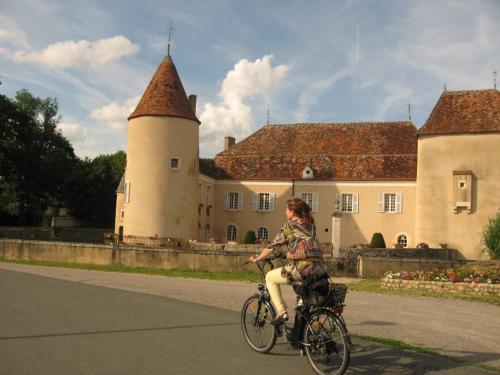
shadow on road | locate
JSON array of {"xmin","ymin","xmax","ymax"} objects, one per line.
[{"xmin": 0, "ymin": 321, "xmax": 240, "ymax": 341}]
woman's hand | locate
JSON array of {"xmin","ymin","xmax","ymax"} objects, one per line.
[{"xmin": 249, "ymin": 255, "xmax": 258, "ymax": 263}]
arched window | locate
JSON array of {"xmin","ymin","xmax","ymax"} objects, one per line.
[
  {"xmin": 227, "ymin": 225, "xmax": 237, "ymax": 242},
  {"xmin": 257, "ymin": 227, "xmax": 269, "ymax": 240},
  {"xmin": 397, "ymin": 234, "xmax": 408, "ymax": 248},
  {"xmin": 205, "ymin": 224, "xmax": 210, "ymax": 242}
]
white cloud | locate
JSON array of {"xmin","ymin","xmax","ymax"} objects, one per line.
[
  {"xmin": 90, "ymin": 96, "xmax": 140, "ymax": 130},
  {"xmin": 199, "ymin": 55, "xmax": 289, "ymax": 152},
  {"xmin": 57, "ymin": 122, "xmax": 87, "ymax": 143},
  {"xmin": 9, "ymin": 35, "xmax": 139, "ymax": 69},
  {"xmin": 0, "ymin": 15, "xmax": 30, "ymax": 48}
]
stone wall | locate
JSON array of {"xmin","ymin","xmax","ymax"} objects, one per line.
[
  {"xmin": 0, "ymin": 227, "xmax": 112, "ymax": 244},
  {"xmin": 381, "ymin": 278, "xmax": 500, "ymax": 296}
]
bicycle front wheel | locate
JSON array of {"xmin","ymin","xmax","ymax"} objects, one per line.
[
  {"xmin": 241, "ymin": 295, "xmax": 277, "ymax": 353},
  {"xmin": 303, "ymin": 309, "xmax": 351, "ymax": 375}
]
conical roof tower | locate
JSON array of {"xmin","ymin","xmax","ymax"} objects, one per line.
[{"xmin": 120, "ymin": 53, "xmax": 200, "ymax": 242}]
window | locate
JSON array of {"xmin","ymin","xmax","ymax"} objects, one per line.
[
  {"xmin": 206, "ymin": 185, "xmax": 212, "ymax": 205},
  {"xmin": 198, "ymin": 205, "xmax": 201, "ymax": 216},
  {"xmin": 384, "ymin": 193, "xmax": 396, "ymax": 212},
  {"xmin": 252, "ymin": 192, "xmax": 275, "ymax": 211},
  {"xmin": 378, "ymin": 193, "xmax": 402, "ymax": 213},
  {"xmin": 205, "ymin": 225, "xmax": 210, "ymax": 242},
  {"xmin": 257, "ymin": 227, "xmax": 269, "ymax": 240},
  {"xmin": 170, "ymin": 158, "xmax": 180, "ymax": 169},
  {"xmin": 224, "ymin": 192, "xmax": 242, "ymax": 210},
  {"xmin": 336, "ymin": 193, "xmax": 358, "ymax": 213},
  {"xmin": 206, "ymin": 207, "xmax": 210, "ymax": 216},
  {"xmin": 227, "ymin": 225, "xmax": 237, "ymax": 242},
  {"xmin": 124, "ymin": 181, "xmax": 131, "ymax": 203},
  {"xmin": 397, "ymin": 234, "xmax": 408, "ymax": 248},
  {"xmin": 259, "ymin": 193, "xmax": 270, "ymax": 211},
  {"xmin": 120, "ymin": 209, "xmax": 124, "ymax": 218},
  {"xmin": 299, "ymin": 192, "xmax": 319, "ymax": 213}
]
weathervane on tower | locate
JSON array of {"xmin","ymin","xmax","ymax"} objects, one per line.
[{"xmin": 167, "ymin": 22, "xmax": 174, "ymax": 56}]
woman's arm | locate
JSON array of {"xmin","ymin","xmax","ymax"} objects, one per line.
[{"xmin": 249, "ymin": 248, "xmax": 272, "ymax": 263}]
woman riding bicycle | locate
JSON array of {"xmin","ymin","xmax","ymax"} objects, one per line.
[{"xmin": 249, "ymin": 197, "xmax": 328, "ymax": 324}]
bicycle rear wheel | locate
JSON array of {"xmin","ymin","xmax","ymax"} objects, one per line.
[
  {"xmin": 241, "ymin": 295, "xmax": 277, "ymax": 353},
  {"xmin": 303, "ymin": 309, "xmax": 351, "ymax": 375}
]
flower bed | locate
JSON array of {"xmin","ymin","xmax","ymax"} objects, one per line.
[
  {"xmin": 384, "ymin": 269, "xmax": 499, "ymax": 284},
  {"xmin": 381, "ymin": 267, "xmax": 500, "ymax": 296}
]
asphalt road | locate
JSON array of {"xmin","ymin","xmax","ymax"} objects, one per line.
[{"xmin": 0, "ymin": 268, "xmax": 495, "ymax": 374}]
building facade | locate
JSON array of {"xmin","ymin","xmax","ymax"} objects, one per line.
[{"xmin": 116, "ymin": 55, "xmax": 500, "ymax": 259}]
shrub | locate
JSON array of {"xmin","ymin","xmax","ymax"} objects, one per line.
[
  {"xmin": 243, "ymin": 230, "xmax": 257, "ymax": 244},
  {"xmin": 370, "ymin": 232, "xmax": 386, "ymax": 248},
  {"xmin": 416, "ymin": 242, "xmax": 429, "ymax": 249},
  {"xmin": 483, "ymin": 214, "xmax": 500, "ymax": 259}
]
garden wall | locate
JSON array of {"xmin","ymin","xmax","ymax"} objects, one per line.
[{"xmin": 0, "ymin": 226, "xmax": 112, "ymax": 244}]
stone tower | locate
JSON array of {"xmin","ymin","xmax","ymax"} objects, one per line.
[{"xmin": 121, "ymin": 54, "xmax": 200, "ymax": 241}]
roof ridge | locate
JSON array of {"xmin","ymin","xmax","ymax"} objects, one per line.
[
  {"xmin": 264, "ymin": 121, "xmax": 414, "ymax": 127},
  {"xmin": 443, "ymin": 89, "xmax": 499, "ymax": 96}
]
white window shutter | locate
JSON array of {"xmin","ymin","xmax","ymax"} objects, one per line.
[
  {"xmin": 238, "ymin": 192, "xmax": 243, "ymax": 211},
  {"xmin": 378, "ymin": 193, "xmax": 384, "ymax": 212},
  {"xmin": 269, "ymin": 193, "xmax": 276, "ymax": 211},
  {"xmin": 224, "ymin": 192, "xmax": 229, "ymax": 210},
  {"xmin": 295, "ymin": 192, "xmax": 302, "ymax": 198},
  {"xmin": 396, "ymin": 193, "xmax": 402, "ymax": 213},
  {"xmin": 312, "ymin": 193, "xmax": 319, "ymax": 213},
  {"xmin": 335, "ymin": 193, "xmax": 341, "ymax": 211},
  {"xmin": 352, "ymin": 193, "xmax": 359, "ymax": 213},
  {"xmin": 252, "ymin": 193, "xmax": 258, "ymax": 211}
]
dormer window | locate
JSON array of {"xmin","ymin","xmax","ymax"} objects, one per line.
[
  {"xmin": 170, "ymin": 158, "xmax": 180, "ymax": 169},
  {"xmin": 302, "ymin": 166, "xmax": 314, "ymax": 179}
]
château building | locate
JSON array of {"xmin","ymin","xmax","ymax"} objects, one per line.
[{"xmin": 115, "ymin": 53, "xmax": 500, "ymax": 260}]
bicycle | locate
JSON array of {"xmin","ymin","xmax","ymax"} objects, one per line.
[{"xmin": 241, "ymin": 257, "xmax": 351, "ymax": 375}]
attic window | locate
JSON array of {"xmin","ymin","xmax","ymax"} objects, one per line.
[
  {"xmin": 170, "ymin": 158, "xmax": 180, "ymax": 169},
  {"xmin": 302, "ymin": 166, "xmax": 314, "ymax": 179}
]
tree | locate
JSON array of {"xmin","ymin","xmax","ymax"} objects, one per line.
[
  {"xmin": 243, "ymin": 230, "xmax": 257, "ymax": 244},
  {"xmin": 370, "ymin": 232, "xmax": 386, "ymax": 248},
  {"xmin": 482, "ymin": 214, "xmax": 500, "ymax": 259},
  {"xmin": 64, "ymin": 151, "xmax": 126, "ymax": 227},
  {"xmin": 0, "ymin": 90, "xmax": 78, "ymax": 224}
]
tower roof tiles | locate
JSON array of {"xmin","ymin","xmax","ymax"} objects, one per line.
[{"xmin": 128, "ymin": 55, "xmax": 200, "ymax": 123}]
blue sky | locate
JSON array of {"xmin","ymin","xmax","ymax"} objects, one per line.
[{"xmin": 1, "ymin": 0, "xmax": 499, "ymax": 158}]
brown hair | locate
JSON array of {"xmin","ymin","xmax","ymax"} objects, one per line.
[{"xmin": 286, "ymin": 197, "xmax": 315, "ymax": 225}]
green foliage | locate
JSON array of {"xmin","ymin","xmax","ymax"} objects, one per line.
[
  {"xmin": 0, "ymin": 90, "xmax": 77, "ymax": 224},
  {"xmin": 370, "ymin": 232, "xmax": 386, "ymax": 248},
  {"xmin": 0, "ymin": 89, "xmax": 125, "ymax": 227},
  {"xmin": 65, "ymin": 151, "xmax": 126, "ymax": 227},
  {"xmin": 243, "ymin": 230, "xmax": 257, "ymax": 244},
  {"xmin": 483, "ymin": 214, "xmax": 500, "ymax": 259}
]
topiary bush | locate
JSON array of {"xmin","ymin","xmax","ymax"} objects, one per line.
[
  {"xmin": 243, "ymin": 230, "xmax": 257, "ymax": 244},
  {"xmin": 370, "ymin": 232, "xmax": 386, "ymax": 248},
  {"xmin": 483, "ymin": 214, "xmax": 500, "ymax": 259}
]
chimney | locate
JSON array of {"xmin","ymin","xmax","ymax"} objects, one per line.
[
  {"xmin": 224, "ymin": 136, "xmax": 235, "ymax": 150},
  {"xmin": 188, "ymin": 95, "xmax": 197, "ymax": 115}
]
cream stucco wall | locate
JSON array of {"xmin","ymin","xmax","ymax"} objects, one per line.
[
  {"xmin": 415, "ymin": 133, "xmax": 500, "ymax": 259},
  {"xmin": 114, "ymin": 192, "xmax": 124, "ymax": 237},
  {"xmin": 212, "ymin": 181, "xmax": 416, "ymax": 250},
  {"xmin": 123, "ymin": 116, "xmax": 199, "ymax": 240}
]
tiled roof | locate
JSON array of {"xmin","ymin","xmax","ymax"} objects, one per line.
[
  {"xmin": 212, "ymin": 122, "xmax": 417, "ymax": 181},
  {"xmin": 199, "ymin": 158, "xmax": 229, "ymax": 179},
  {"xmin": 128, "ymin": 55, "xmax": 200, "ymax": 123},
  {"xmin": 418, "ymin": 89, "xmax": 500, "ymax": 136}
]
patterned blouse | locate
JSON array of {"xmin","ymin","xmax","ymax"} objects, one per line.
[{"xmin": 268, "ymin": 218, "xmax": 326, "ymax": 281}]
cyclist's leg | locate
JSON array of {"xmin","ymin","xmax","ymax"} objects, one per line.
[{"xmin": 265, "ymin": 267, "xmax": 289, "ymax": 315}]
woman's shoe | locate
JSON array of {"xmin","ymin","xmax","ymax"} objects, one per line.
[{"xmin": 271, "ymin": 312, "xmax": 289, "ymax": 326}]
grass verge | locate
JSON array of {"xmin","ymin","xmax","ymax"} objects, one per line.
[
  {"xmin": 353, "ymin": 334, "xmax": 500, "ymax": 373},
  {"xmin": 0, "ymin": 258, "xmax": 261, "ymax": 282},
  {"xmin": 346, "ymin": 278, "xmax": 500, "ymax": 306},
  {"xmin": 1, "ymin": 257, "xmax": 498, "ymax": 306}
]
